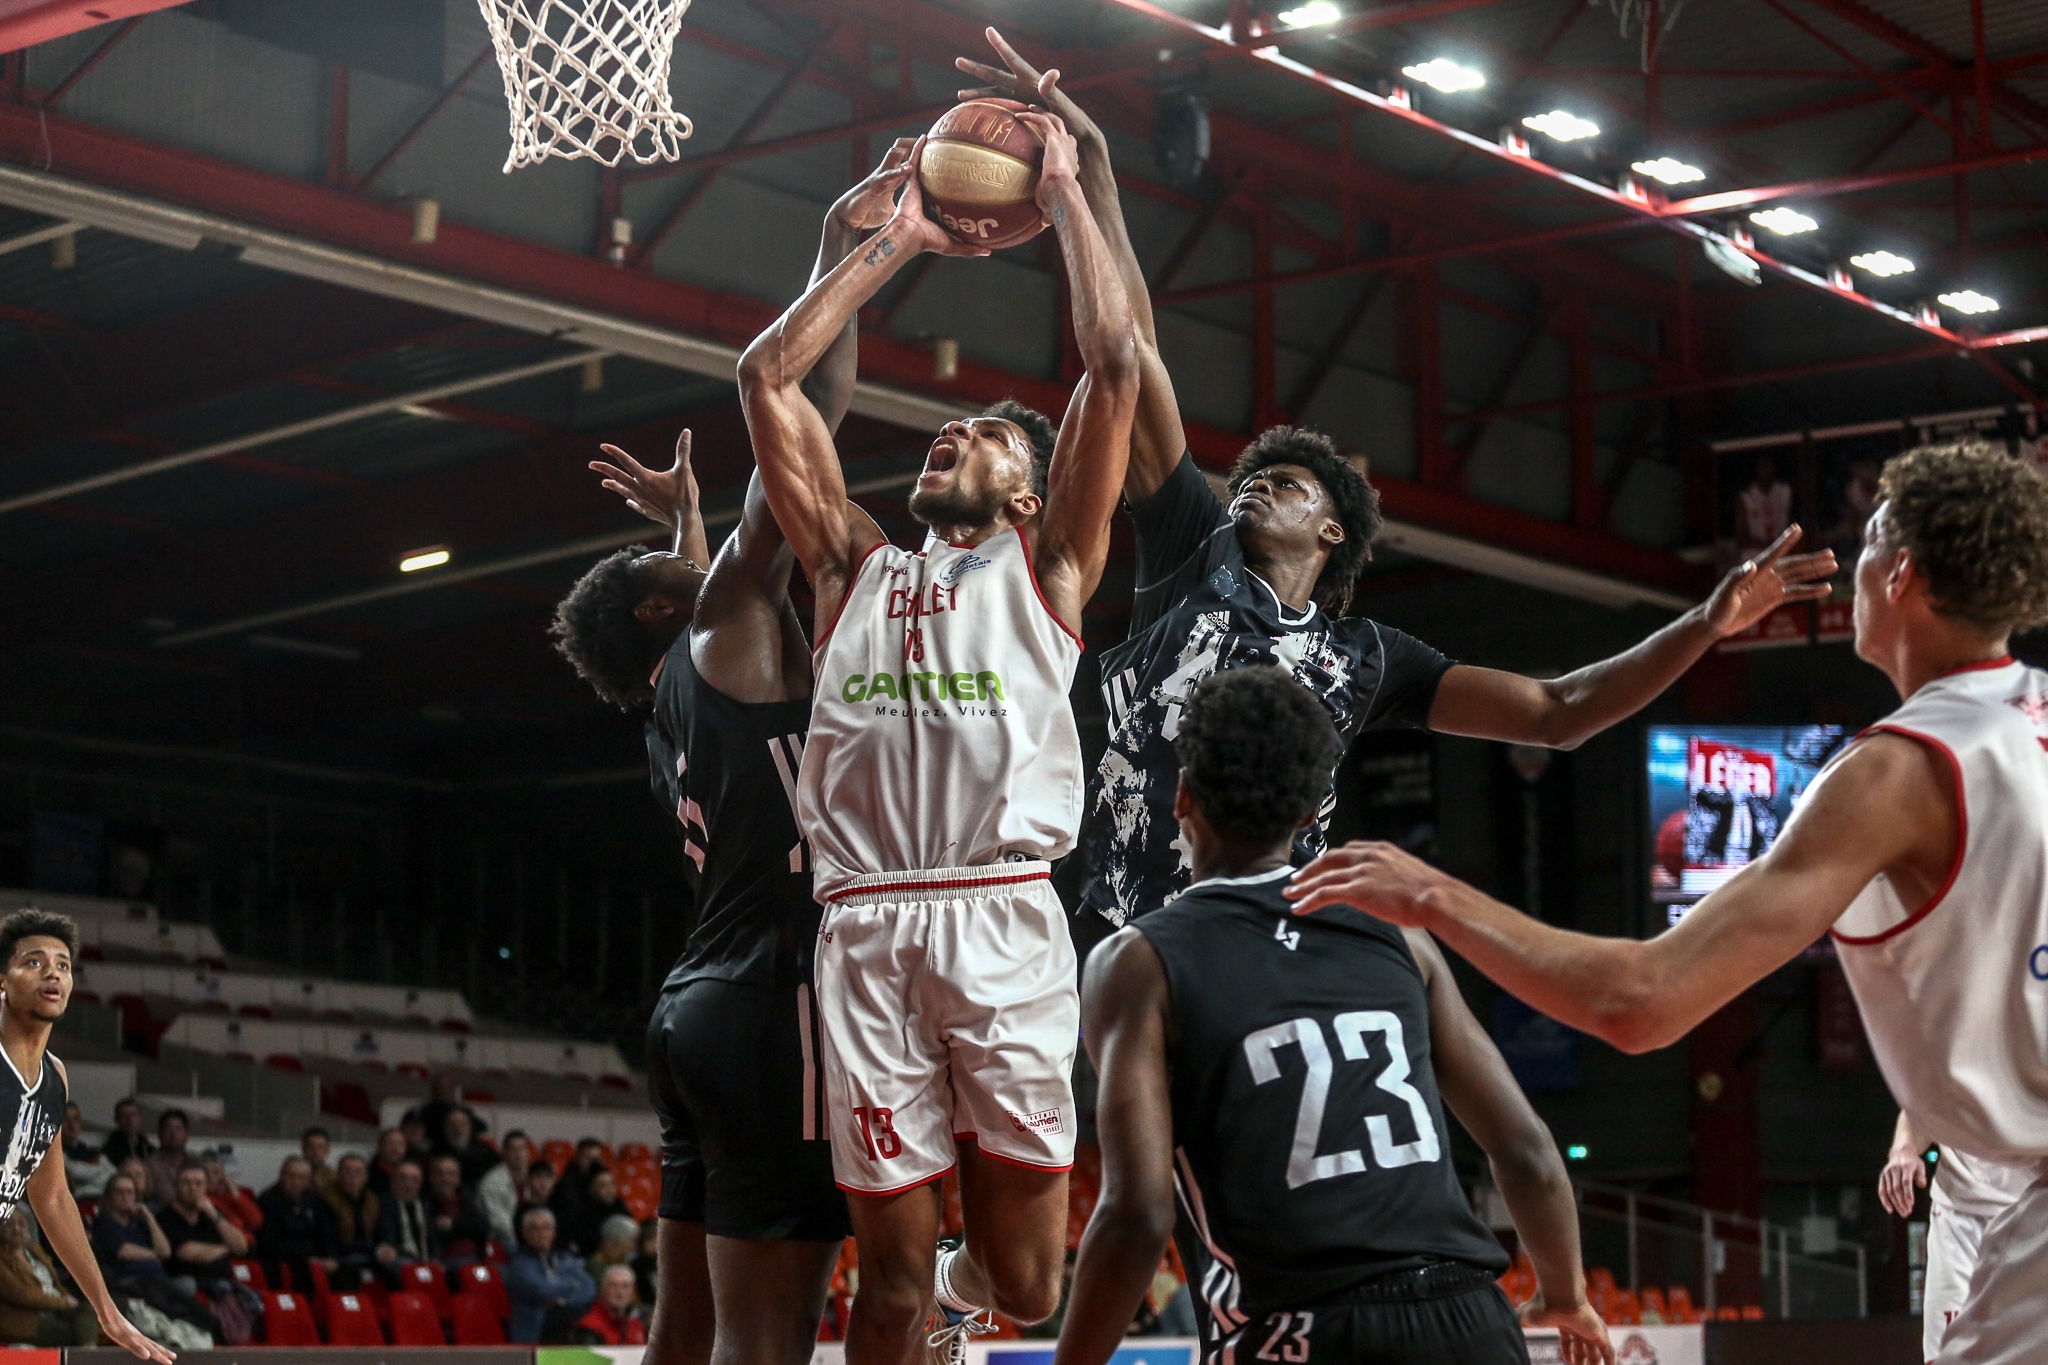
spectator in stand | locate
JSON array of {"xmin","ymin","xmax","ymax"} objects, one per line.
[
  {"xmin": 572, "ymin": 1266, "xmax": 645, "ymax": 1347},
  {"xmin": 200, "ymin": 1155, "xmax": 261, "ymax": 1236},
  {"xmin": 515, "ymin": 1161, "xmax": 557, "ymax": 1248},
  {"xmin": 367, "ymin": 1128, "xmax": 409, "ymax": 1199},
  {"xmin": 300, "ymin": 1128, "xmax": 337, "ymax": 1196},
  {"xmin": 424, "ymin": 1155, "xmax": 492, "ymax": 1267},
  {"xmin": 100, "ymin": 1099, "xmax": 153, "ymax": 1168},
  {"xmin": 90, "ymin": 1174, "xmax": 220, "ymax": 1341},
  {"xmin": 255, "ymin": 1156, "xmax": 338, "ymax": 1296},
  {"xmin": 506, "ymin": 1207, "xmax": 594, "ymax": 1345},
  {"xmin": 555, "ymin": 1167, "xmax": 630, "ymax": 1259},
  {"xmin": 321, "ymin": 1155, "xmax": 379, "ymax": 1291},
  {"xmin": 116, "ymin": 1158, "xmax": 157, "ymax": 1212},
  {"xmin": 158, "ymin": 1163, "xmax": 250, "ymax": 1295},
  {"xmin": 0, "ymin": 1209, "xmax": 98, "ymax": 1346},
  {"xmin": 372, "ymin": 1160, "xmax": 436, "ymax": 1283},
  {"xmin": 61, "ymin": 1102, "xmax": 113, "ymax": 1198},
  {"xmin": 583, "ymin": 1215, "xmax": 638, "ymax": 1284},
  {"xmin": 477, "ymin": 1131, "xmax": 532, "ymax": 1247},
  {"xmin": 417, "ymin": 1075, "xmax": 484, "ymax": 1150},
  {"xmin": 143, "ymin": 1111, "xmax": 190, "ymax": 1201},
  {"xmin": 399, "ymin": 1111, "xmax": 432, "ymax": 1160},
  {"xmin": 629, "ymin": 1220, "xmax": 657, "ymax": 1309},
  {"xmin": 437, "ymin": 1108, "xmax": 499, "ymax": 1188}
]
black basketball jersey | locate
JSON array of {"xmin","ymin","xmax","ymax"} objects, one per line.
[
  {"xmin": 0, "ymin": 1051, "xmax": 65, "ymax": 1216},
  {"xmin": 1133, "ymin": 866, "xmax": 1505, "ymax": 1336},
  {"xmin": 646, "ymin": 635, "xmax": 816, "ymax": 990},
  {"xmin": 1078, "ymin": 456, "xmax": 1454, "ymax": 928}
]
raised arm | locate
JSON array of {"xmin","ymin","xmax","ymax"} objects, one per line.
[
  {"xmin": 1428, "ymin": 526, "xmax": 1835, "ymax": 748},
  {"xmin": 1410, "ymin": 932, "xmax": 1611, "ymax": 1365},
  {"xmin": 1019, "ymin": 111, "xmax": 1142, "ymax": 635},
  {"xmin": 1056, "ymin": 928, "xmax": 1178, "ymax": 1365},
  {"xmin": 957, "ymin": 30, "xmax": 1186, "ymax": 500},
  {"xmin": 738, "ymin": 145, "xmax": 983, "ymax": 624},
  {"xmin": 1284, "ymin": 731, "xmax": 1954, "ymax": 1053}
]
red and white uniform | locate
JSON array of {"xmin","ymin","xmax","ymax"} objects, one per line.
[
  {"xmin": 801, "ymin": 528, "xmax": 1084, "ymax": 1192},
  {"xmin": 1923, "ymin": 1148, "xmax": 2033, "ymax": 1362},
  {"xmin": 1825, "ymin": 657, "xmax": 2048, "ymax": 1364}
]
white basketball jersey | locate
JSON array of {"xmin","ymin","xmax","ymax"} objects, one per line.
[
  {"xmin": 800, "ymin": 528, "xmax": 1084, "ymax": 899},
  {"xmin": 1932, "ymin": 1145, "xmax": 2036, "ymax": 1220},
  {"xmin": 1830, "ymin": 657, "xmax": 2048, "ymax": 1164}
]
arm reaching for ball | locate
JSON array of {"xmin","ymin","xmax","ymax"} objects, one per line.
[{"xmin": 737, "ymin": 140, "xmax": 985, "ymax": 630}]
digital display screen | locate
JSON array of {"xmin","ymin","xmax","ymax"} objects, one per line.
[{"xmin": 1647, "ymin": 725, "xmax": 1848, "ymax": 926}]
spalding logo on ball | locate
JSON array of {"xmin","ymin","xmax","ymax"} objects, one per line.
[{"xmin": 918, "ymin": 101, "xmax": 1046, "ymax": 250}]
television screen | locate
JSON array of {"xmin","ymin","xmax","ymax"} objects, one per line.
[{"xmin": 1647, "ymin": 725, "xmax": 1848, "ymax": 925}]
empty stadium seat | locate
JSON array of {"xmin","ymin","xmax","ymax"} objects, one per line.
[
  {"xmin": 455, "ymin": 1262, "xmax": 511, "ymax": 1322},
  {"xmin": 388, "ymin": 1292, "xmax": 444, "ymax": 1346},
  {"xmin": 265, "ymin": 1053, "xmax": 304, "ymax": 1072},
  {"xmin": 399, "ymin": 1260, "xmax": 452, "ymax": 1318},
  {"xmin": 451, "ymin": 1295, "xmax": 508, "ymax": 1345},
  {"xmin": 228, "ymin": 1260, "xmax": 268, "ymax": 1292},
  {"xmin": 320, "ymin": 1079, "xmax": 377, "ymax": 1125},
  {"xmin": 1639, "ymin": 1288, "xmax": 1668, "ymax": 1323},
  {"xmin": 1742, "ymin": 1305, "xmax": 1765, "ymax": 1321},
  {"xmin": 618, "ymin": 1141, "xmax": 653, "ymax": 1163},
  {"xmin": 396, "ymin": 1062, "xmax": 431, "ymax": 1080},
  {"xmin": 326, "ymin": 1294, "xmax": 384, "ymax": 1345},
  {"xmin": 1666, "ymin": 1287, "xmax": 1700, "ymax": 1323},
  {"xmin": 263, "ymin": 1292, "xmax": 319, "ymax": 1345},
  {"xmin": 1715, "ymin": 1306, "xmax": 1740, "ymax": 1321},
  {"xmin": 600, "ymin": 1076, "xmax": 632, "ymax": 1090}
]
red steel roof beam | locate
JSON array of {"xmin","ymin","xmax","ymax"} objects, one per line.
[{"xmin": 0, "ymin": 0, "xmax": 187, "ymax": 52}]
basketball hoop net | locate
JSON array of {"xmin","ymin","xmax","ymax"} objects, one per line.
[{"xmin": 476, "ymin": 0, "xmax": 695, "ymax": 171}]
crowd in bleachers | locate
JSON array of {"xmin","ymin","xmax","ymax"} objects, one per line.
[{"xmin": 19, "ymin": 1078, "xmax": 663, "ymax": 1349}]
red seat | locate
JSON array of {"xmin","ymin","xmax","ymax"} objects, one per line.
[
  {"xmin": 265, "ymin": 1053, "xmax": 303, "ymax": 1072},
  {"xmin": 455, "ymin": 1262, "xmax": 511, "ymax": 1322},
  {"xmin": 1741, "ymin": 1305, "xmax": 1765, "ymax": 1321},
  {"xmin": 439, "ymin": 1018, "xmax": 472, "ymax": 1032},
  {"xmin": 451, "ymin": 1295, "xmax": 508, "ymax": 1345},
  {"xmin": 396, "ymin": 1062, "xmax": 431, "ymax": 1080},
  {"xmin": 320, "ymin": 1080, "xmax": 378, "ymax": 1125},
  {"xmin": 229, "ymin": 1259, "xmax": 268, "ymax": 1292},
  {"xmin": 387, "ymin": 1291, "xmax": 445, "ymax": 1346},
  {"xmin": 262, "ymin": 1291, "xmax": 319, "ymax": 1345},
  {"xmin": 399, "ymin": 1260, "xmax": 452, "ymax": 1318},
  {"xmin": 237, "ymin": 1003, "xmax": 273, "ymax": 1018},
  {"xmin": 600, "ymin": 1075, "xmax": 632, "ymax": 1091},
  {"xmin": 326, "ymin": 1293, "xmax": 385, "ymax": 1345}
]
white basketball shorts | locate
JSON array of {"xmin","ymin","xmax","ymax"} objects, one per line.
[
  {"xmin": 812, "ymin": 861, "xmax": 1078, "ymax": 1195},
  {"xmin": 1924, "ymin": 1200, "xmax": 1990, "ymax": 1362},
  {"xmin": 1934, "ymin": 1165, "xmax": 2048, "ymax": 1365}
]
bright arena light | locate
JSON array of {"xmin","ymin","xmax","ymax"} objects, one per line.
[
  {"xmin": 1631, "ymin": 156, "xmax": 1705, "ymax": 185},
  {"xmin": 1938, "ymin": 290, "xmax": 2000, "ymax": 315},
  {"xmin": 1401, "ymin": 58, "xmax": 1485, "ymax": 93},
  {"xmin": 1750, "ymin": 207, "xmax": 1818, "ymax": 236},
  {"xmin": 1850, "ymin": 250, "xmax": 1915, "ymax": 277},
  {"xmin": 399, "ymin": 547, "xmax": 452, "ymax": 573},
  {"xmin": 1277, "ymin": 0, "xmax": 1342, "ymax": 25},
  {"xmin": 1522, "ymin": 110, "xmax": 1600, "ymax": 141}
]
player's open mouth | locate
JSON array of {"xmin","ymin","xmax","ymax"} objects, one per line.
[{"xmin": 924, "ymin": 441, "xmax": 960, "ymax": 476}]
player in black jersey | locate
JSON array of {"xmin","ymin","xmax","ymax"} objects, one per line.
[
  {"xmin": 1061, "ymin": 671, "xmax": 1611, "ymax": 1365},
  {"xmin": 551, "ymin": 145, "xmax": 917, "ymax": 1365},
  {"xmin": 953, "ymin": 33, "xmax": 1839, "ymax": 940},
  {"xmin": 0, "ymin": 910, "xmax": 169, "ymax": 1362}
]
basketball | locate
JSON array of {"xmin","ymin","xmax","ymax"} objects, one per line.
[{"xmin": 916, "ymin": 101, "xmax": 1046, "ymax": 250}]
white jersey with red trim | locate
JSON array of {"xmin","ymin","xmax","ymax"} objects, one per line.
[
  {"xmin": 800, "ymin": 527, "xmax": 1084, "ymax": 900},
  {"xmin": 1830, "ymin": 657, "xmax": 2048, "ymax": 1165}
]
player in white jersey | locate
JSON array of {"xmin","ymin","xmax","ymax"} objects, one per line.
[
  {"xmin": 1283, "ymin": 441, "xmax": 2048, "ymax": 1365},
  {"xmin": 1880, "ymin": 1110, "xmax": 2035, "ymax": 1361},
  {"xmin": 738, "ymin": 112, "xmax": 1140, "ymax": 1365}
]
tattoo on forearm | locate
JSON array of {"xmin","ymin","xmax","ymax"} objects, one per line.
[
  {"xmin": 862, "ymin": 236, "xmax": 897, "ymax": 267},
  {"xmin": 1052, "ymin": 205, "xmax": 1068, "ymax": 229}
]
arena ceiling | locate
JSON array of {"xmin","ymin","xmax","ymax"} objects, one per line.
[{"xmin": 0, "ymin": 0, "xmax": 2043, "ymax": 782}]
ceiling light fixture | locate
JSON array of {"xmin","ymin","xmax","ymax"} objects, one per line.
[
  {"xmin": 399, "ymin": 547, "xmax": 452, "ymax": 573},
  {"xmin": 1522, "ymin": 110, "xmax": 1599, "ymax": 141},
  {"xmin": 1938, "ymin": 290, "xmax": 2000, "ymax": 315},
  {"xmin": 1631, "ymin": 156, "xmax": 1705, "ymax": 185},
  {"xmin": 1750, "ymin": 207, "xmax": 1818, "ymax": 235},
  {"xmin": 1850, "ymin": 250, "xmax": 1915, "ymax": 277},
  {"xmin": 1401, "ymin": 58, "xmax": 1484, "ymax": 93},
  {"xmin": 1277, "ymin": 0, "xmax": 1341, "ymax": 25}
]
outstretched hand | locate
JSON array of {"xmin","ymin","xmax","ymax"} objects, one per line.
[
  {"xmin": 1282, "ymin": 840, "xmax": 1453, "ymax": 923},
  {"xmin": 591, "ymin": 429, "xmax": 699, "ymax": 539},
  {"xmin": 1520, "ymin": 1295, "xmax": 1616, "ymax": 1365},
  {"xmin": 1013, "ymin": 109, "xmax": 1080, "ymax": 218},
  {"xmin": 1704, "ymin": 525, "xmax": 1837, "ymax": 637},
  {"xmin": 100, "ymin": 1304, "xmax": 176, "ymax": 1364},
  {"xmin": 887, "ymin": 136, "xmax": 991, "ymax": 259},
  {"xmin": 955, "ymin": 27, "xmax": 1102, "ymax": 146},
  {"xmin": 834, "ymin": 137, "xmax": 918, "ymax": 232}
]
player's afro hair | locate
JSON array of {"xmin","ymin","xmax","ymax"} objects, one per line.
[
  {"xmin": 983, "ymin": 399, "xmax": 1055, "ymax": 499},
  {"xmin": 1876, "ymin": 441, "xmax": 2048, "ymax": 633},
  {"xmin": 0, "ymin": 908, "xmax": 77, "ymax": 966},
  {"xmin": 1229, "ymin": 426, "xmax": 1381, "ymax": 615},
  {"xmin": 550, "ymin": 548, "xmax": 663, "ymax": 710},
  {"xmin": 1174, "ymin": 667, "xmax": 1343, "ymax": 848}
]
